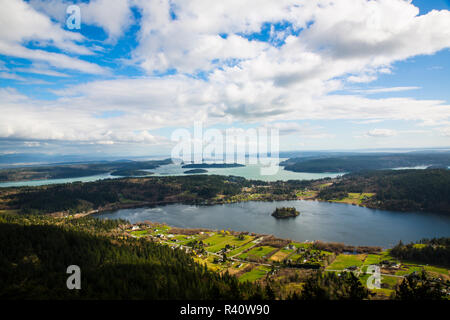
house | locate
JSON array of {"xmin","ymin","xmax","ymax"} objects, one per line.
[{"xmin": 131, "ymin": 225, "xmax": 140, "ymax": 231}]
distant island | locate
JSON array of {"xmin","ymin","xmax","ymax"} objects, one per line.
[
  {"xmin": 0, "ymin": 158, "xmax": 172, "ymax": 182},
  {"xmin": 272, "ymin": 207, "xmax": 300, "ymax": 219},
  {"xmin": 280, "ymin": 153, "xmax": 450, "ymax": 173},
  {"xmin": 110, "ymin": 169, "xmax": 153, "ymax": 177},
  {"xmin": 184, "ymin": 169, "xmax": 208, "ymax": 174},
  {"xmin": 181, "ymin": 163, "xmax": 245, "ymax": 169}
]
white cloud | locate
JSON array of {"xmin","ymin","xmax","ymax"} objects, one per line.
[
  {"xmin": 0, "ymin": 72, "xmax": 27, "ymax": 81},
  {"xmin": 366, "ymin": 129, "xmax": 397, "ymax": 137},
  {"xmin": 79, "ymin": 0, "xmax": 133, "ymax": 42},
  {"xmin": 1, "ymin": 0, "xmax": 450, "ymax": 148},
  {"xmin": 0, "ymin": 0, "xmax": 108, "ymax": 74},
  {"xmin": 23, "ymin": 141, "xmax": 41, "ymax": 147},
  {"xmin": 352, "ymin": 86, "xmax": 421, "ymax": 94},
  {"xmin": 438, "ymin": 127, "xmax": 450, "ymax": 137},
  {"xmin": 263, "ymin": 122, "xmax": 334, "ymax": 139}
]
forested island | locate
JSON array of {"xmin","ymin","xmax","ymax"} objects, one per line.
[
  {"xmin": 184, "ymin": 169, "xmax": 208, "ymax": 174},
  {"xmin": 272, "ymin": 207, "xmax": 300, "ymax": 219},
  {"xmin": 280, "ymin": 152, "xmax": 450, "ymax": 173},
  {"xmin": 110, "ymin": 169, "xmax": 154, "ymax": 177},
  {"xmin": 0, "ymin": 159, "xmax": 172, "ymax": 182},
  {"xmin": 0, "ymin": 169, "xmax": 449, "ymax": 215}
]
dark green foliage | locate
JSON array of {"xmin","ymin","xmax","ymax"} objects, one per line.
[
  {"xmin": 319, "ymin": 169, "xmax": 450, "ymax": 213},
  {"xmin": 390, "ymin": 238, "xmax": 450, "ymax": 267},
  {"xmin": 299, "ymin": 271, "xmax": 370, "ymax": 300},
  {"xmin": 0, "ymin": 215, "xmax": 267, "ymax": 300},
  {"xmin": 183, "ymin": 169, "xmax": 208, "ymax": 174},
  {"xmin": 1, "ymin": 175, "xmax": 307, "ymax": 214},
  {"xmin": 393, "ymin": 271, "xmax": 446, "ymax": 300},
  {"xmin": 4, "ymin": 175, "xmax": 249, "ymax": 214},
  {"xmin": 271, "ymin": 207, "xmax": 299, "ymax": 218},
  {"xmin": 0, "ymin": 159, "xmax": 172, "ymax": 182},
  {"xmin": 281, "ymin": 153, "xmax": 450, "ymax": 173},
  {"xmin": 110, "ymin": 170, "xmax": 153, "ymax": 177}
]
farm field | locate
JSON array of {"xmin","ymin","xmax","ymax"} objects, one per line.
[
  {"xmin": 239, "ymin": 266, "xmax": 272, "ymax": 282},
  {"xmin": 326, "ymin": 254, "xmax": 366, "ymax": 270},
  {"xmin": 238, "ymin": 246, "xmax": 277, "ymax": 260},
  {"xmin": 119, "ymin": 222, "xmax": 450, "ymax": 299},
  {"xmin": 330, "ymin": 193, "xmax": 375, "ymax": 205},
  {"xmin": 204, "ymin": 233, "xmax": 254, "ymax": 253}
]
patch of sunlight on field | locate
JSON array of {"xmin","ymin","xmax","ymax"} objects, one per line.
[
  {"xmin": 239, "ymin": 266, "xmax": 271, "ymax": 282},
  {"xmin": 326, "ymin": 254, "xmax": 366, "ymax": 270},
  {"xmin": 238, "ymin": 246, "xmax": 278, "ymax": 259}
]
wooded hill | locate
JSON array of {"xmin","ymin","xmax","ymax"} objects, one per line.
[
  {"xmin": 0, "ymin": 214, "xmax": 268, "ymax": 300},
  {"xmin": 0, "ymin": 159, "xmax": 172, "ymax": 182},
  {"xmin": 318, "ymin": 169, "xmax": 450, "ymax": 213},
  {"xmin": 281, "ymin": 152, "xmax": 450, "ymax": 173}
]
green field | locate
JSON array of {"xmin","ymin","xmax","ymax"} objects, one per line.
[
  {"xmin": 130, "ymin": 230, "xmax": 149, "ymax": 237},
  {"xmin": 228, "ymin": 241, "xmax": 258, "ymax": 257},
  {"xmin": 204, "ymin": 233, "xmax": 254, "ymax": 253},
  {"xmin": 270, "ymin": 248, "xmax": 294, "ymax": 262},
  {"xmin": 239, "ymin": 266, "xmax": 271, "ymax": 282},
  {"xmin": 363, "ymin": 254, "xmax": 382, "ymax": 265},
  {"xmin": 238, "ymin": 246, "xmax": 277, "ymax": 260},
  {"xmin": 326, "ymin": 254, "xmax": 366, "ymax": 270},
  {"xmin": 330, "ymin": 193, "xmax": 375, "ymax": 205}
]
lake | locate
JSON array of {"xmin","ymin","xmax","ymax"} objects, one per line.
[
  {"xmin": 94, "ymin": 200, "xmax": 450, "ymax": 248},
  {"xmin": 0, "ymin": 159, "xmax": 343, "ymax": 187}
]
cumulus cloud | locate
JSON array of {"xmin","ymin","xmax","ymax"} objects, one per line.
[
  {"xmin": 29, "ymin": 0, "xmax": 134, "ymax": 42},
  {"xmin": 0, "ymin": 0, "xmax": 108, "ymax": 74},
  {"xmin": 1, "ymin": 0, "xmax": 450, "ymax": 147},
  {"xmin": 0, "ymin": 88, "xmax": 169, "ymax": 145}
]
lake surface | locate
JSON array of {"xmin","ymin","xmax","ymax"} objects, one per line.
[
  {"xmin": 94, "ymin": 200, "xmax": 450, "ymax": 248},
  {"xmin": 150, "ymin": 161, "xmax": 343, "ymax": 182},
  {"xmin": 0, "ymin": 159, "xmax": 343, "ymax": 187},
  {"xmin": 0, "ymin": 173, "xmax": 117, "ymax": 188}
]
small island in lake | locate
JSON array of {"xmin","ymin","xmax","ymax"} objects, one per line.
[
  {"xmin": 184, "ymin": 169, "xmax": 208, "ymax": 174},
  {"xmin": 271, "ymin": 207, "xmax": 300, "ymax": 219}
]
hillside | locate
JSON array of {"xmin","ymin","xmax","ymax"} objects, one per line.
[
  {"xmin": 318, "ymin": 169, "xmax": 450, "ymax": 213},
  {"xmin": 0, "ymin": 159, "xmax": 172, "ymax": 182},
  {"xmin": 280, "ymin": 153, "xmax": 450, "ymax": 173},
  {"xmin": 0, "ymin": 214, "xmax": 266, "ymax": 300}
]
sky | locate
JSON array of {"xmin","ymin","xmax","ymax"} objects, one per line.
[{"xmin": 0, "ymin": 0, "xmax": 450, "ymax": 157}]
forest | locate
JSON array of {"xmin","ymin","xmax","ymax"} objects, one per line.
[
  {"xmin": 318, "ymin": 169, "xmax": 450, "ymax": 213},
  {"xmin": 0, "ymin": 175, "xmax": 307, "ymax": 214},
  {"xmin": 0, "ymin": 214, "xmax": 445, "ymax": 300},
  {"xmin": 1, "ymin": 169, "xmax": 450, "ymax": 215},
  {"xmin": 390, "ymin": 238, "xmax": 450, "ymax": 267},
  {"xmin": 0, "ymin": 159, "xmax": 172, "ymax": 182},
  {"xmin": 0, "ymin": 214, "xmax": 267, "ymax": 299},
  {"xmin": 280, "ymin": 152, "xmax": 450, "ymax": 173}
]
